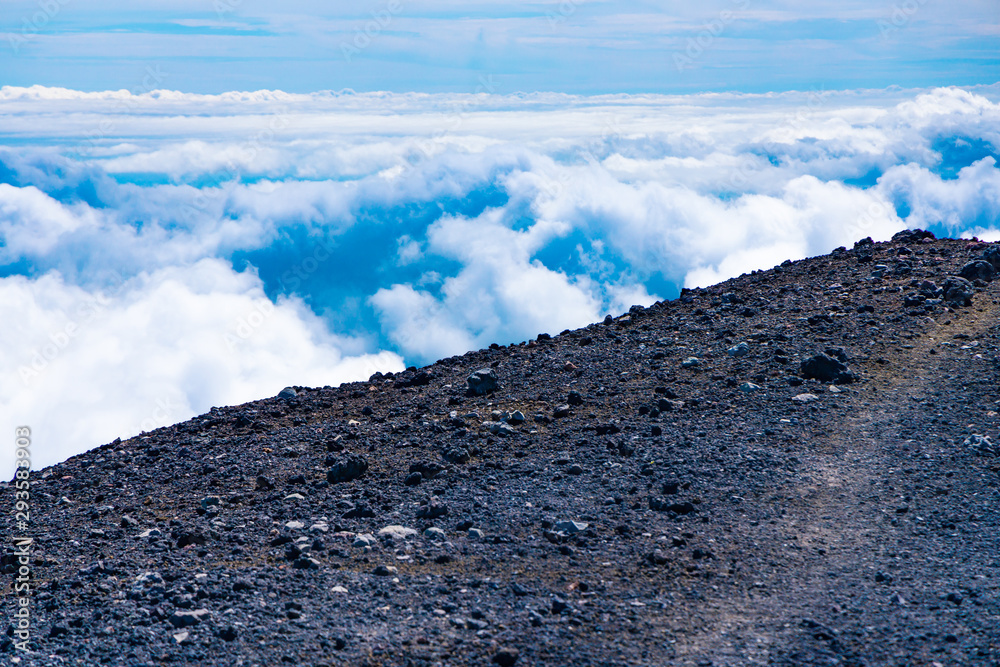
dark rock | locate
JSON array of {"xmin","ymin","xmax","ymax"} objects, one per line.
[
  {"xmin": 410, "ymin": 460, "xmax": 446, "ymax": 478},
  {"xmin": 169, "ymin": 609, "xmax": 211, "ymax": 628},
  {"xmin": 567, "ymin": 390, "xmax": 584, "ymax": 406},
  {"xmin": 891, "ymin": 228, "xmax": 935, "ymax": 243},
  {"xmin": 327, "ymin": 454, "xmax": 369, "ymax": 483},
  {"xmin": 650, "ymin": 498, "xmax": 696, "ymax": 514},
  {"xmin": 395, "ymin": 369, "xmax": 435, "ymax": 389},
  {"xmin": 959, "ymin": 260, "xmax": 994, "ymax": 282},
  {"xmin": 492, "ymin": 648, "xmax": 520, "ymax": 666},
  {"xmin": 467, "ymin": 368, "xmax": 499, "ymax": 396},
  {"xmin": 941, "ymin": 276, "xmax": 974, "ymax": 306},
  {"xmin": 277, "ymin": 387, "xmax": 297, "ymax": 399},
  {"xmin": 416, "ymin": 497, "xmax": 449, "ymax": 519},
  {"xmin": 800, "ymin": 353, "xmax": 855, "ymax": 384},
  {"xmin": 404, "ymin": 472, "xmax": 423, "ymax": 486}
]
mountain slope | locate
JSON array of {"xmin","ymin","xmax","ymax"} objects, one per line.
[{"xmin": 4, "ymin": 232, "xmax": 1000, "ymax": 666}]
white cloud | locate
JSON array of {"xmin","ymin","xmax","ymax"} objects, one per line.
[
  {"xmin": 1, "ymin": 84, "xmax": 998, "ymax": 476},
  {"xmin": 0, "ymin": 260, "xmax": 403, "ymax": 476}
]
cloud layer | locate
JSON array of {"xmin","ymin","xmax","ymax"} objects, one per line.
[{"xmin": 1, "ymin": 84, "xmax": 999, "ymax": 475}]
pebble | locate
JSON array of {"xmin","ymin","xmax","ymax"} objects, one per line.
[
  {"xmin": 681, "ymin": 357, "xmax": 701, "ymax": 368},
  {"xmin": 727, "ymin": 342, "xmax": 750, "ymax": 357},
  {"xmin": 792, "ymin": 393, "xmax": 820, "ymax": 403},
  {"xmin": 553, "ymin": 520, "xmax": 588, "ymax": 534},
  {"xmin": 373, "ymin": 565, "xmax": 398, "ymax": 576},
  {"xmin": 738, "ymin": 382, "xmax": 761, "ymax": 393},
  {"xmin": 468, "ymin": 528, "xmax": 486, "ymax": 540},
  {"xmin": 423, "ymin": 527, "xmax": 447, "ymax": 540},
  {"xmin": 353, "ymin": 533, "xmax": 377, "ymax": 548},
  {"xmin": 378, "ymin": 525, "xmax": 418, "ymax": 540},
  {"xmin": 169, "ymin": 609, "xmax": 211, "ymax": 628}
]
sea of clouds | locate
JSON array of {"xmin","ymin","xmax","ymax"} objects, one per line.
[{"xmin": 1, "ymin": 83, "xmax": 999, "ymax": 474}]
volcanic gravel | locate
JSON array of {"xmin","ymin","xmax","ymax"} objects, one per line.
[{"xmin": 4, "ymin": 231, "xmax": 1000, "ymax": 666}]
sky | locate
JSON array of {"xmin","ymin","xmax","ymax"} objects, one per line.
[
  {"xmin": 1, "ymin": 1, "xmax": 997, "ymax": 94},
  {"xmin": 1, "ymin": 2, "xmax": 999, "ymax": 476}
]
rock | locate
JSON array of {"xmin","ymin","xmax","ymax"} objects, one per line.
[
  {"xmin": 293, "ymin": 556, "xmax": 321, "ymax": 569},
  {"xmin": 423, "ymin": 527, "xmax": 447, "ymax": 540},
  {"xmin": 657, "ymin": 398, "xmax": 684, "ymax": 411},
  {"xmin": 378, "ymin": 525, "xmax": 418, "ymax": 540},
  {"xmin": 353, "ymin": 533, "xmax": 377, "ymax": 548},
  {"xmin": 647, "ymin": 549, "xmax": 669, "ymax": 565},
  {"xmin": 373, "ymin": 565, "xmax": 398, "ymax": 577},
  {"xmin": 485, "ymin": 421, "xmax": 516, "ymax": 436},
  {"xmin": 566, "ymin": 464, "xmax": 584, "ymax": 475},
  {"xmin": 941, "ymin": 276, "xmax": 974, "ymax": 306},
  {"xmin": 492, "ymin": 647, "xmax": 520, "ymax": 666},
  {"xmin": 327, "ymin": 453, "xmax": 369, "ymax": 483},
  {"xmin": 218, "ymin": 626, "xmax": 238, "ymax": 642},
  {"xmin": 467, "ymin": 368, "xmax": 499, "ymax": 396},
  {"xmin": 649, "ymin": 498, "xmax": 696, "ymax": 514},
  {"xmin": 738, "ymin": 382, "xmax": 761, "ymax": 393},
  {"xmin": 681, "ymin": 357, "xmax": 701, "ymax": 368},
  {"xmin": 800, "ymin": 353, "xmax": 855, "ymax": 383},
  {"xmin": 727, "ymin": 342, "xmax": 750, "ymax": 357},
  {"xmin": 792, "ymin": 393, "xmax": 820, "ymax": 403},
  {"xmin": 892, "ymin": 228, "xmax": 934, "ymax": 243},
  {"xmin": 169, "ymin": 608, "xmax": 211, "ymax": 628},
  {"xmin": 468, "ymin": 528, "xmax": 486, "ymax": 540},
  {"xmin": 959, "ymin": 260, "xmax": 994, "ymax": 282},
  {"xmin": 394, "ymin": 369, "xmax": 436, "ymax": 389},
  {"xmin": 567, "ymin": 390, "xmax": 584, "ymax": 406},
  {"xmin": 255, "ymin": 475, "xmax": 275, "ymax": 491},
  {"xmin": 410, "ymin": 461, "xmax": 445, "ymax": 478},
  {"xmin": 284, "ymin": 520, "xmax": 304, "ymax": 530},
  {"xmin": 508, "ymin": 410, "xmax": 526, "ymax": 424},
  {"xmin": 277, "ymin": 387, "xmax": 297, "ymax": 399},
  {"xmin": 404, "ymin": 472, "xmax": 423, "ymax": 486},
  {"xmin": 416, "ymin": 498, "xmax": 448, "ymax": 519},
  {"xmin": 965, "ymin": 434, "xmax": 998, "ymax": 456},
  {"xmin": 983, "ymin": 245, "xmax": 1000, "ymax": 270},
  {"xmin": 553, "ymin": 520, "xmax": 588, "ymax": 534},
  {"xmin": 443, "ymin": 444, "xmax": 471, "ymax": 463}
]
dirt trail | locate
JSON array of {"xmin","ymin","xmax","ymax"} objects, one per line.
[{"xmin": 676, "ymin": 294, "xmax": 1000, "ymax": 666}]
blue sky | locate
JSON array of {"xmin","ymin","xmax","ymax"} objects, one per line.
[{"xmin": 1, "ymin": 1, "xmax": 998, "ymax": 94}]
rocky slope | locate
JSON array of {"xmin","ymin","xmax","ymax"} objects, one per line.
[{"xmin": 4, "ymin": 231, "xmax": 1000, "ymax": 667}]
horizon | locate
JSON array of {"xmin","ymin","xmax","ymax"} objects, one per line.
[{"xmin": 2, "ymin": 1, "xmax": 1000, "ymax": 476}]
